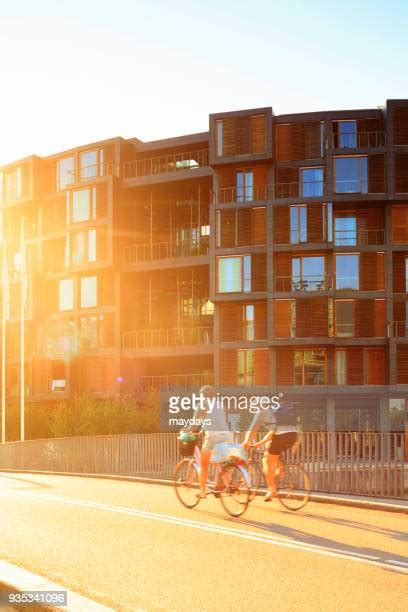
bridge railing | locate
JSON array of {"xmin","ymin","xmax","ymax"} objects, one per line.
[{"xmin": 0, "ymin": 432, "xmax": 405, "ymax": 498}]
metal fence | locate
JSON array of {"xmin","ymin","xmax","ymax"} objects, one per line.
[{"xmin": 0, "ymin": 432, "xmax": 406, "ymax": 499}]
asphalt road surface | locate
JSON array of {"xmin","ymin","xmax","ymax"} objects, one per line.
[{"xmin": 0, "ymin": 472, "xmax": 407, "ymax": 611}]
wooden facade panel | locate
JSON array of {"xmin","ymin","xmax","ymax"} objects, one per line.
[
  {"xmin": 392, "ymin": 206, "xmax": 408, "ymax": 243},
  {"xmin": 274, "ymin": 206, "xmax": 290, "ymax": 244},
  {"xmin": 220, "ymin": 349, "xmax": 235, "ymax": 385},
  {"xmin": 360, "ymin": 252, "xmax": 385, "ymax": 291},
  {"xmin": 394, "ymin": 106, "xmax": 408, "ymax": 145},
  {"xmin": 395, "ymin": 153, "xmax": 408, "ymax": 193},
  {"xmin": 397, "ymin": 346, "xmax": 408, "ymax": 384},
  {"xmin": 274, "ymin": 300, "xmax": 292, "ymax": 338},
  {"xmin": 307, "ymin": 203, "xmax": 324, "ymax": 242},
  {"xmin": 367, "ymin": 348, "xmax": 385, "ymax": 385},
  {"xmin": 275, "ymin": 122, "xmax": 321, "ymax": 161},
  {"xmin": 276, "ymin": 348, "xmax": 294, "ymax": 385},
  {"xmin": 368, "ymin": 154, "xmax": 385, "ymax": 193},
  {"xmin": 393, "ymin": 252, "xmax": 407, "ymax": 293},
  {"xmin": 251, "ymin": 253, "xmax": 267, "ymax": 292},
  {"xmin": 346, "ymin": 347, "xmax": 364, "ymax": 385},
  {"xmin": 220, "ymin": 303, "xmax": 242, "ymax": 342}
]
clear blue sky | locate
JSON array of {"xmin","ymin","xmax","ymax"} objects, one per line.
[{"xmin": 0, "ymin": 0, "xmax": 407, "ymax": 165}]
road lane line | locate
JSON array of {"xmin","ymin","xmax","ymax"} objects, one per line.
[
  {"xmin": 0, "ymin": 560, "xmax": 113, "ymax": 611},
  {"xmin": 2, "ymin": 490, "xmax": 407, "ymax": 574}
]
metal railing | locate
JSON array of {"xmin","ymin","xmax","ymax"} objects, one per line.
[
  {"xmin": 274, "ymin": 181, "xmax": 324, "ymax": 199},
  {"xmin": 123, "ymin": 238, "xmax": 209, "ymax": 264},
  {"xmin": 123, "ymin": 149, "xmax": 209, "ymax": 178},
  {"xmin": 274, "ymin": 274, "xmax": 332, "ymax": 292},
  {"xmin": 123, "ymin": 327, "xmax": 213, "ymax": 350},
  {"xmin": 65, "ymin": 161, "xmax": 119, "ymax": 185},
  {"xmin": 334, "ymin": 228, "xmax": 385, "ymax": 246},
  {"xmin": 0, "ymin": 432, "xmax": 405, "ymax": 498},
  {"xmin": 334, "ymin": 131, "xmax": 386, "ymax": 149},
  {"xmin": 212, "ymin": 184, "xmax": 269, "ymax": 204},
  {"xmin": 136, "ymin": 373, "xmax": 214, "ymax": 391},
  {"xmin": 391, "ymin": 321, "xmax": 408, "ymax": 337}
]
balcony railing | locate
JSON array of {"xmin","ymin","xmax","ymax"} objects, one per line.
[
  {"xmin": 123, "ymin": 238, "xmax": 209, "ymax": 264},
  {"xmin": 273, "ymin": 181, "xmax": 324, "ymax": 199},
  {"xmin": 123, "ymin": 327, "xmax": 213, "ymax": 350},
  {"xmin": 391, "ymin": 321, "xmax": 408, "ymax": 337},
  {"xmin": 123, "ymin": 149, "xmax": 209, "ymax": 179},
  {"xmin": 274, "ymin": 274, "xmax": 332, "ymax": 292},
  {"xmin": 136, "ymin": 373, "xmax": 214, "ymax": 391},
  {"xmin": 334, "ymin": 131, "xmax": 386, "ymax": 149},
  {"xmin": 212, "ymin": 184, "xmax": 269, "ymax": 204},
  {"xmin": 334, "ymin": 228, "xmax": 385, "ymax": 246},
  {"xmin": 64, "ymin": 161, "xmax": 119, "ymax": 186}
]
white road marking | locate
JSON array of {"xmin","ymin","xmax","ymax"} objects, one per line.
[
  {"xmin": 2, "ymin": 490, "xmax": 407, "ymax": 574},
  {"xmin": 0, "ymin": 559, "xmax": 113, "ymax": 611}
]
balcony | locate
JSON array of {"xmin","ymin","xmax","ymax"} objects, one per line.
[
  {"xmin": 274, "ymin": 274, "xmax": 332, "ymax": 292},
  {"xmin": 273, "ymin": 181, "xmax": 324, "ymax": 200},
  {"xmin": 212, "ymin": 184, "xmax": 269, "ymax": 204},
  {"xmin": 391, "ymin": 321, "xmax": 408, "ymax": 338},
  {"xmin": 333, "ymin": 131, "xmax": 386, "ymax": 149},
  {"xmin": 123, "ymin": 238, "xmax": 209, "ymax": 265},
  {"xmin": 123, "ymin": 326, "xmax": 213, "ymax": 350},
  {"xmin": 334, "ymin": 228, "xmax": 385, "ymax": 246},
  {"xmin": 123, "ymin": 149, "xmax": 209, "ymax": 179},
  {"xmin": 136, "ymin": 372, "xmax": 213, "ymax": 391}
]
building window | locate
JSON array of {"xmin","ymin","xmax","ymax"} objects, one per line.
[
  {"xmin": 201, "ymin": 225, "xmax": 210, "ymax": 236},
  {"xmin": 80, "ymin": 276, "xmax": 97, "ymax": 308},
  {"xmin": 290, "ymin": 205, "xmax": 307, "ymax": 244},
  {"xmin": 216, "ymin": 120, "xmax": 223, "ymax": 157},
  {"xmin": 323, "ymin": 202, "xmax": 333, "ymax": 242},
  {"xmin": 70, "ymin": 187, "xmax": 96, "ymax": 223},
  {"xmin": 338, "ymin": 121, "xmax": 357, "ymax": 148},
  {"xmin": 236, "ymin": 169, "xmax": 254, "ymax": 202},
  {"xmin": 334, "ymin": 214, "xmax": 357, "ymax": 246},
  {"xmin": 292, "ymin": 256, "xmax": 325, "ymax": 291},
  {"xmin": 218, "ymin": 256, "xmax": 251, "ymax": 293},
  {"xmin": 237, "ymin": 349, "xmax": 254, "ymax": 385},
  {"xmin": 336, "ymin": 350, "xmax": 347, "ymax": 384},
  {"xmin": 80, "ymin": 149, "xmax": 103, "ymax": 180},
  {"xmin": 243, "ymin": 304, "xmax": 255, "ymax": 340},
  {"xmin": 57, "ymin": 157, "xmax": 75, "ymax": 190},
  {"xmin": 79, "ymin": 315, "xmax": 99, "ymax": 350},
  {"xmin": 334, "ymin": 156, "xmax": 367, "ymax": 193},
  {"xmin": 335, "ymin": 300, "xmax": 355, "ymax": 337},
  {"xmin": 300, "ymin": 167, "xmax": 324, "ymax": 197},
  {"xmin": 59, "ymin": 279, "xmax": 74, "ymax": 311},
  {"xmin": 389, "ymin": 399, "xmax": 405, "ymax": 432},
  {"xmin": 71, "ymin": 229, "xmax": 96, "ymax": 265},
  {"xmin": 335, "ymin": 254, "xmax": 359, "ymax": 289},
  {"xmin": 294, "ymin": 350, "xmax": 326, "ymax": 385},
  {"xmin": 5, "ymin": 167, "xmax": 22, "ymax": 201}
]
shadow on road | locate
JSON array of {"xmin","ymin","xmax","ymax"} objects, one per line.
[{"xmin": 0, "ymin": 474, "xmax": 54, "ymax": 491}]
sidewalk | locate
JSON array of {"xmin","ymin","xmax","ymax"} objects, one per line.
[{"xmin": 1, "ymin": 468, "xmax": 407, "ymax": 514}]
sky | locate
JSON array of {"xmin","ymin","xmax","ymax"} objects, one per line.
[{"xmin": 0, "ymin": 0, "xmax": 407, "ymax": 165}]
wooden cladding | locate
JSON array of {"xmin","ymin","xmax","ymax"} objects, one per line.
[
  {"xmin": 392, "ymin": 206, "xmax": 408, "ymax": 243},
  {"xmin": 216, "ymin": 207, "xmax": 266, "ymax": 247},
  {"xmin": 359, "ymin": 252, "xmax": 385, "ymax": 291},
  {"xmin": 219, "ymin": 302, "xmax": 267, "ymax": 341},
  {"xmin": 394, "ymin": 106, "xmax": 408, "ymax": 145},
  {"xmin": 397, "ymin": 346, "xmax": 408, "ymax": 384},
  {"xmin": 216, "ymin": 115, "xmax": 267, "ymax": 157},
  {"xmin": 368, "ymin": 154, "xmax": 386, "ymax": 193},
  {"xmin": 337, "ymin": 347, "xmax": 385, "ymax": 385},
  {"xmin": 395, "ymin": 154, "xmax": 408, "ymax": 193},
  {"xmin": 274, "ymin": 298, "xmax": 328, "ymax": 338},
  {"xmin": 220, "ymin": 348, "xmax": 269, "ymax": 385},
  {"xmin": 275, "ymin": 122, "xmax": 322, "ymax": 161},
  {"xmin": 218, "ymin": 165, "xmax": 267, "ymax": 189}
]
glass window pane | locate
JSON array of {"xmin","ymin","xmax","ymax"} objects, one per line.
[
  {"xmin": 246, "ymin": 350, "xmax": 255, "ymax": 385},
  {"xmin": 339, "ymin": 121, "xmax": 357, "ymax": 148},
  {"xmin": 290, "ymin": 206, "xmax": 299, "ymax": 244},
  {"xmin": 58, "ymin": 157, "xmax": 75, "ymax": 190},
  {"xmin": 59, "ymin": 279, "xmax": 73, "ymax": 311},
  {"xmin": 217, "ymin": 121, "xmax": 223, "ymax": 157},
  {"xmin": 336, "ymin": 254, "xmax": 359, "ymax": 289},
  {"xmin": 72, "ymin": 189, "xmax": 90, "ymax": 223},
  {"xmin": 243, "ymin": 255, "xmax": 251, "ymax": 292},
  {"xmin": 72, "ymin": 232, "xmax": 86, "ymax": 265},
  {"xmin": 80, "ymin": 276, "xmax": 97, "ymax": 308},
  {"xmin": 218, "ymin": 257, "xmax": 242, "ymax": 292},
  {"xmin": 244, "ymin": 304, "xmax": 255, "ymax": 340},
  {"xmin": 334, "ymin": 216, "xmax": 357, "ymax": 246},
  {"xmin": 245, "ymin": 170, "xmax": 254, "ymax": 201},
  {"xmin": 335, "ymin": 300, "xmax": 355, "ymax": 336},
  {"xmin": 80, "ymin": 316, "xmax": 98, "ymax": 350},
  {"xmin": 304, "ymin": 350, "xmax": 326, "ymax": 385},
  {"xmin": 336, "ymin": 350, "xmax": 347, "ymax": 384},
  {"xmin": 335, "ymin": 157, "xmax": 367, "ymax": 193},
  {"xmin": 301, "ymin": 168, "xmax": 323, "ymax": 197},
  {"xmin": 80, "ymin": 150, "xmax": 98, "ymax": 180},
  {"xmin": 300, "ymin": 256, "xmax": 325, "ymax": 291},
  {"xmin": 88, "ymin": 229, "xmax": 96, "ymax": 262},
  {"xmin": 236, "ymin": 171, "xmax": 244, "ymax": 202}
]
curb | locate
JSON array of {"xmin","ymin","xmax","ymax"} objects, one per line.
[
  {"xmin": 0, "ymin": 560, "xmax": 112, "ymax": 611},
  {"xmin": 1, "ymin": 468, "xmax": 407, "ymax": 514}
]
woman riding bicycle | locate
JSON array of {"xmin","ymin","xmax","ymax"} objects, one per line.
[{"xmin": 243, "ymin": 403, "xmax": 297, "ymax": 501}]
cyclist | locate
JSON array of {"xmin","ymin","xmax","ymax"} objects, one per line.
[
  {"xmin": 243, "ymin": 403, "xmax": 297, "ymax": 501},
  {"xmin": 196, "ymin": 384, "xmax": 233, "ymax": 498}
]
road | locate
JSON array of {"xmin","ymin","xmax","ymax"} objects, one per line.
[{"xmin": 0, "ymin": 472, "xmax": 407, "ymax": 611}]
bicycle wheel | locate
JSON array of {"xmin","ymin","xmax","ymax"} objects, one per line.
[
  {"xmin": 218, "ymin": 463, "xmax": 251, "ymax": 517},
  {"xmin": 247, "ymin": 461, "xmax": 262, "ymax": 501},
  {"xmin": 277, "ymin": 463, "xmax": 311, "ymax": 511},
  {"xmin": 174, "ymin": 459, "xmax": 200, "ymax": 509}
]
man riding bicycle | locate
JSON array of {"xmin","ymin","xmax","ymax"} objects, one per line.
[{"xmin": 243, "ymin": 403, "xmax": 297, "ymax": 501}]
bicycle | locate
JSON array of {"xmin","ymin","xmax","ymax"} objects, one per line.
[
  {"xmin": 246, "ymin": 446, "xmax": 311, "ymax": 511},
  {"xmin": 174, "ymin": 435, "xmax": 251, "ymax": 517}
]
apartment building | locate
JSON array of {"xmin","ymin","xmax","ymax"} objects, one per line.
[{"xmin": 1, "ymin": 99, "xmax": 408, "ymax": 431}]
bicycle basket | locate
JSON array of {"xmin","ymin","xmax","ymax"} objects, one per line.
[{"xmin": 178, "ymin": 431, "xmax": 199, "ymax": 457}]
